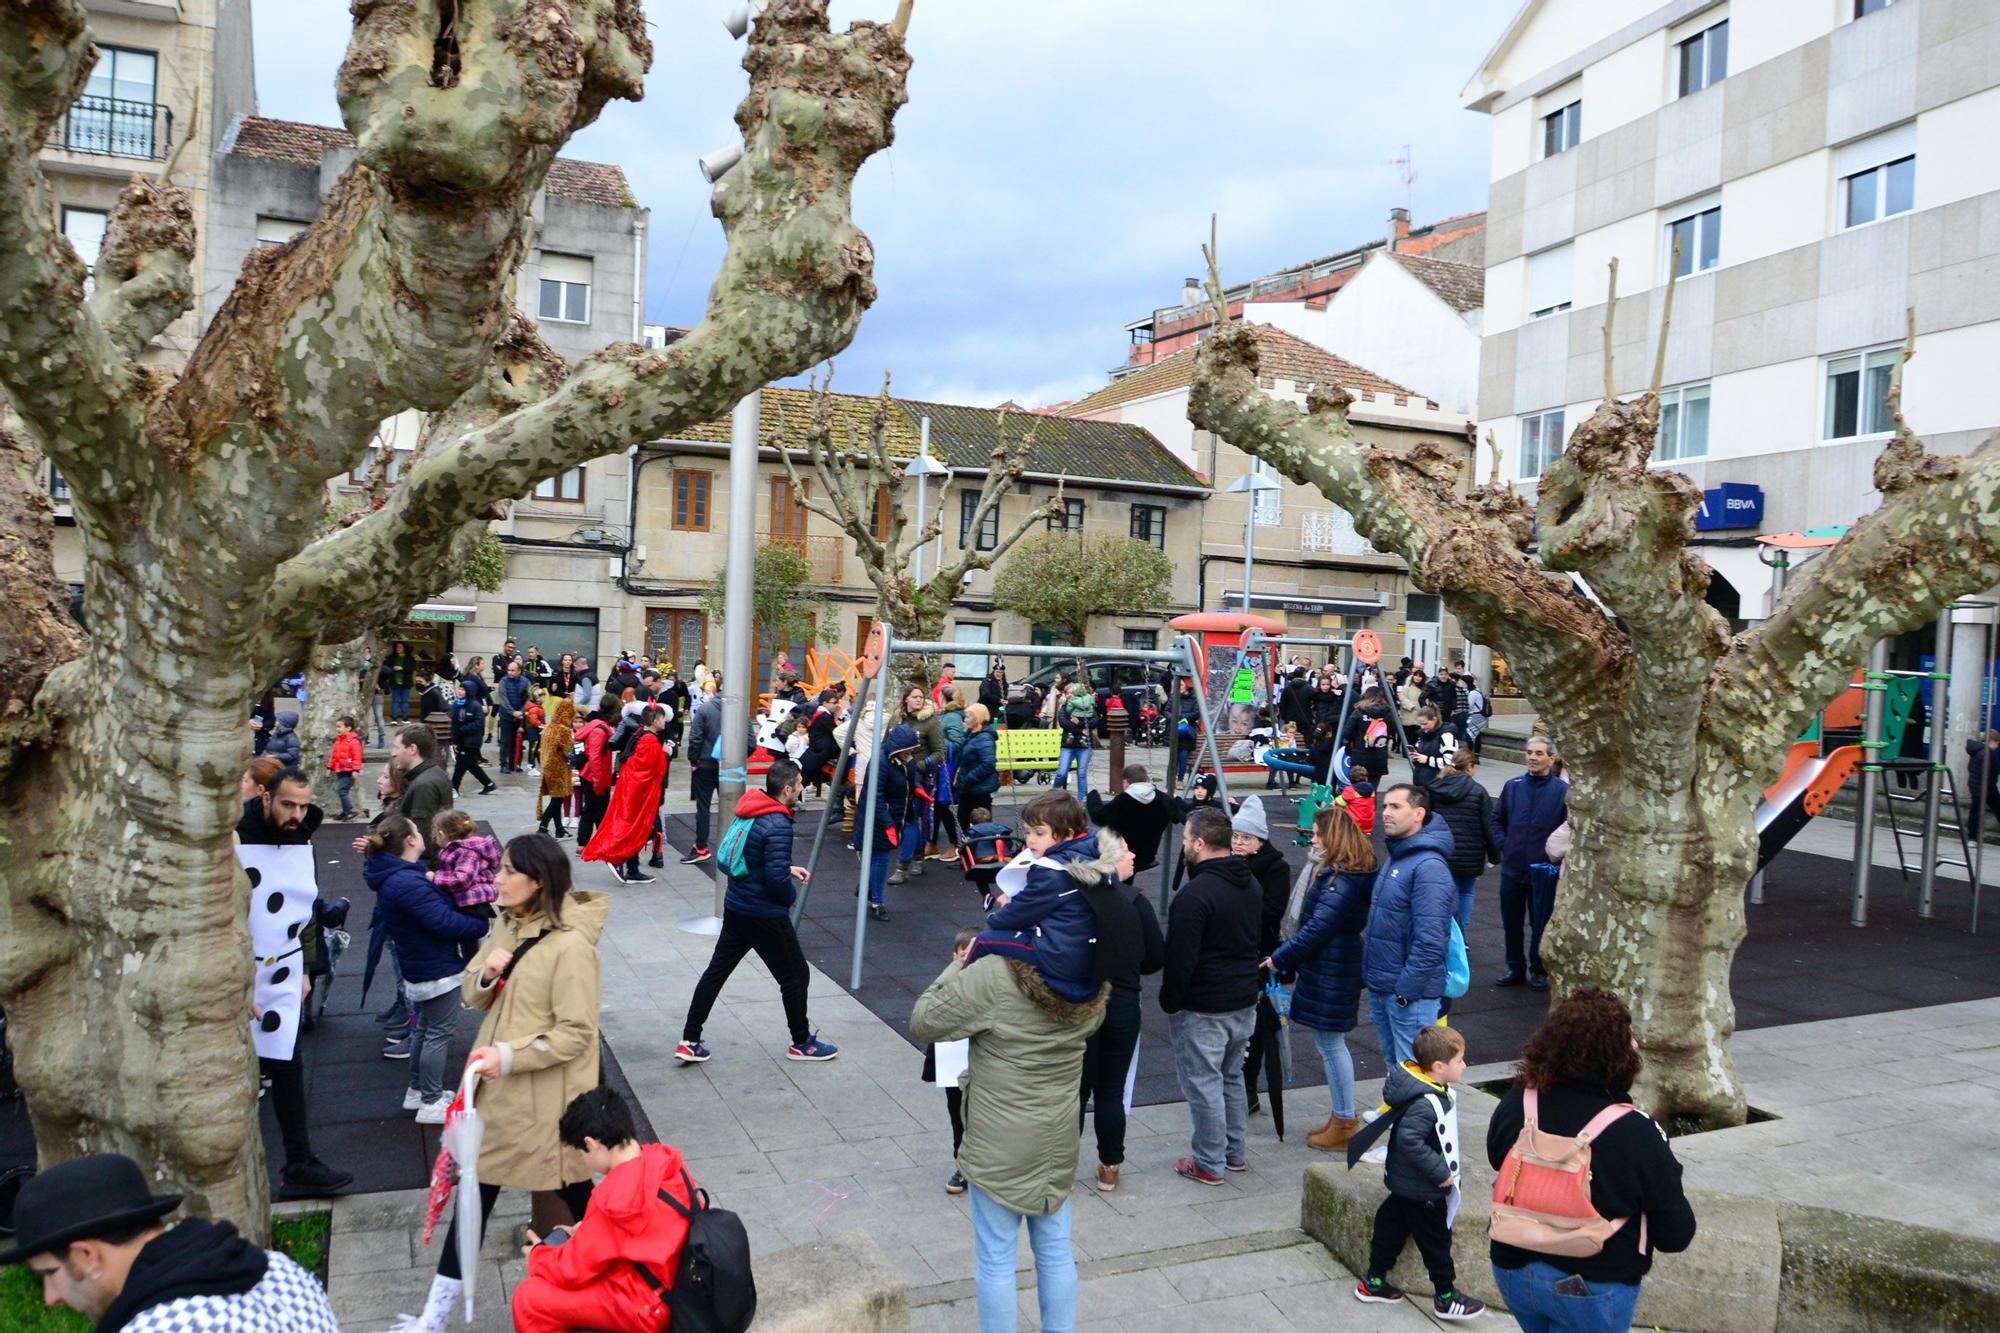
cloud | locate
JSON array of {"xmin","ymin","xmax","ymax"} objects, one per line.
[{"xmin": 249, "ymin": 1, "xmax": 1503, "ymax": 409}]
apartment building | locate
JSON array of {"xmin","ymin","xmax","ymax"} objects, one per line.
[
  {"xmin": 198, "ymin": 116, "xmax": 650, "ymax": 668},
  {"xmin": 1465, "ymin": 0, "xmax": 2000, "ymax": 627},
  {"xmin": 632, "ymin": 388, "xmax": 1209, "ymax": 683}
]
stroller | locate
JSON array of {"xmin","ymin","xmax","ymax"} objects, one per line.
[{"xmin": 959, "ymin": 822, "xmax": 1023, "ymax": 909}]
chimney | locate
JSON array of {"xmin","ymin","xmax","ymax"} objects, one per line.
[
  {"xmin": 1388, "ymin": 206, "xmax": 1410, "ymax": 251},
  {"xmin": 1182, "ymin": 277, "xmax": 1204, "ymax": 306}
]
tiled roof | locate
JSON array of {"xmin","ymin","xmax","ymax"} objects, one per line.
[
  {"xmin": 1061, "ymin": 326, "xmax": 1427, "ymax": 416},
  {"xmin": 226, "ymin": 116, "xmax": 635, "ymax": 206},
  {"xmin": 664, "ymin": 386, "xmax": 1205, "ymax": 490},
  {"xmin": 1391, "ymin": 252, "xmax": 1484, "ymax": 314}
]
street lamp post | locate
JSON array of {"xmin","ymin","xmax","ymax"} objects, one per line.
[
  {"xmin": 1227, "ymin": 467, "xmax": 1282, "ymax": 617},
  {"xmin": 905, "ymin": 417, "xmax": 947, "ymax": 585}
]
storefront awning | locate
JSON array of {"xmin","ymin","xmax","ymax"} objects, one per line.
[
  {"xmin": 406, "ymin": 603, "xmax": 477, "ymax": 624},
  {"xmin": 1221, "ymin": 591, "xmax": 1387, "ymax": 618}
]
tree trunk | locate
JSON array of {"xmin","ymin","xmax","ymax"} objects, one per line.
[
  {"xmin": 885, "ymin": 592, "xmax": 949, "ymax": 695},
  {"xmin": 299, "ymin": 637, "xmax": 368, "ymax": 813},
  {"xmin": 1538, "ymin": 766, "xmax": 1756, "ymax": 1130}
]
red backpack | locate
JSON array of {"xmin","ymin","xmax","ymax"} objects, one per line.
[{"xmin": 1489, "ymin": 1087, "xmax": 1647, "ymax": 1258}]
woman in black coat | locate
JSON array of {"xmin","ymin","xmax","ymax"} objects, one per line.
[
  {"xmin": 801, "ymin": 690, "xmax": 842, "ymax": 794},
  {"xmin": 1425, "ymin": 747, "xmax": 1499, "ymax": 933},
  {"xmin": 1308, "ymin": 674, "xmax": 1344, "ymax": 732},
  {"xmin": 1267, "ymin": 804, "xmax": 1375, "ymax": 1151},
  {"xmin": 1077, "ymin": 830, "xmax": 1166, "ymax": 1193}
]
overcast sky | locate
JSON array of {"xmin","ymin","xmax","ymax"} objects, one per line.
[{"xmin": 250, "ymin": 1, "xmax": 1504, "ymax": 407}]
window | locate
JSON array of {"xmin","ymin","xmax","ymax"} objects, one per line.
[
  {"xmin": 952, "ymin": 622, "xmax": 992, "ymax": 677},
  {"xmin": 61, "ymin": 207, "xmax": 107, "ymax": 290},
  {"xmin": 769, "ymin": 476, "xmax": 809, "ymax": 544},
  {"xmin": 1854, "ymin": 0, "xmax": 1895, "ymax": 16},
  {"xmin": 1667, "ymin": 205, "xmax": 1722, "ymax": 276},
  {"xmin": 1123, "ymin": 628, "xmax": 1158, "ymax": 653},
  {"xmin": 347, "ymin": 446, "xmax": 409, "ymax": 486},
  {"xmin": 1541, "ymin": 100, "xmax": 1581, "ymax": 158},
  {"xmin": 1046, "ymin": 497, "xmax": 1086, "ymax": 532},
  {"xmin": 255, "ymin": 216, "xmax": 306, "ymax": 248},
  {"xmin": 1824, "ymin": 346, "xmax": 1900, "ymax": 440},
  {"xmin": 646, "ymin": 609, "xmax": 706, "ymax": 680},
  {"xmin": 1129, "ymin": 503, "xmax": 1167, "ymax": 550},
  {"xmin": 1677, "ymin": 20, "xmax": 1728, "ymax": 96},
  {"xmin": 958, "ymin": 490, "xmax": 998, "ymax": 550},
  {"xmin": 1527, "ymin": 244, "xmax": 1573, "ymax": 319},
  {"xmin": 870, "ymin": 484, "xmax": 893, "ymax": 541},
  {"xmin": 1657, "ymin": 383, "xmax": 1712, "ymax": 461},
  {"xmin": 533, "ymin": 466, "xmax": 584, "ymax": 502},
  {"xmin": 536, "ymin": 253, "xmax": 592, "ymax": 324},
  {"xmin": 508, "ymin": 605, "xmax": 598, "ymax": 668},
  {"xmin": 69, "ymin": 47, "xmax": 159, "ymax": 158},
  {"xmin": 1519, "ymin": 409, "xmax": 1566, "ymax": 480},
  {"xmin": 672, "ymin": 469, "xmax": 711, "ymax": 531},
  {"xmin": 48, "ymin": 461, "xmax": 70, "ymax": 505},
  {"xmin": 1843, "ymin": 156, "xmax": 1915, "ymax": 228},
  {"xmin": 855, "ymin": 616, "xmax": 876, "ymax": 655},
  {"xmin": 1251, "ymin": 460, "xmax": 1283, "ymax": 526}
]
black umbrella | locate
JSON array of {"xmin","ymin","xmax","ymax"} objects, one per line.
[{"xmin": 1248, "ymin": 993, "xmax": 1286, "ymax": 1141}]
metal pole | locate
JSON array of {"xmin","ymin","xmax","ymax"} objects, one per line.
[
  {"xmin": 682, "ymin": 390, "xmax": 760, "ymax": 937},
  {"xmin": 849, "ymin": 646, "xmax": 890, "ymax": 990},
  {"xmin": 1160, "ymin": 635, "xmax": 1205, "ymax": 915},
  {"xmin": 1242, "ymin": 489, "xmax": 1257, "ymax": 616},
  {"xmin": 913, "ymin": 417, "xmax": 930, "ymax": 586},
  {"xmin": 1919, "ymin": 610, "xmax": 1954, "ymax": 917},
  {"xmin": 1748, "ymin": 552, "xmax": 1789, "ymax": 908},
  {"xmin": 1852, "ymin": 638, "xmax": 1889, "ymax": 928}
]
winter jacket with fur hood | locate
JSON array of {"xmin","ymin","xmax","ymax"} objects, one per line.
[
  {"xmin": 909, "ymin": 955, "xmax": 1107, "ymax": 1216},
  {"xmin": 1085, "ymin": 781, "xmax": 1173, "ymax": 872},
  {"xmin": 986, "ymin": 830, "xmax": 1125, "ymax": 1001}
]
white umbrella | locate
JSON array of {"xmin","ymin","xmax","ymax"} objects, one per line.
[{"xmin": 445, "ymin": 1062, "xmax": 487, "ymax": 1323}]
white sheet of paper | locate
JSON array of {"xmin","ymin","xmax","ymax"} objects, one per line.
[
  {"xmin": 1122, "ymin": 1033, "xmax": 1140, "ymax": 1114},
  {"xmin": 1445, "ymin": 1181, "xmax": 1462, "ymax": 1229},
  {"xmin": 933, "ymin": 1038, "xmax": 970, "ymax": 1087},
  {"xmin": 237, "ymin": 844, "xmax": 318, "ymax": 1062}
]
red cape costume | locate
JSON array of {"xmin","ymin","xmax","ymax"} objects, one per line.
[{"xmin": 582, "ymin": 731, "xmax": 666, "ymax": 864}]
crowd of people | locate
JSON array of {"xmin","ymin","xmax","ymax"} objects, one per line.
[{"xmin": 2, "ymin": 645, "xmax": 1715, "ymax": 1333}]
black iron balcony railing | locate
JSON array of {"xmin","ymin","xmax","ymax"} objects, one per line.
[{"xmin": 61, "ymin": 94, "xmax": 171, "ymax": 161}]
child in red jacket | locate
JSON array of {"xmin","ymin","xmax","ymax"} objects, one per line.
[
  {"xmin": 513, "ymin": 1088, "xmax": 699, "ymax": 1333},
  {"xmin": 327, "ymin": 714, "xmax": 365, "ymax": 820}
]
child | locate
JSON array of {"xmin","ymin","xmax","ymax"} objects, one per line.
[
  {"xmin": 1167, "ymin": 773, "xmax": 1224, "ymax": 895},
  {"xmin": 964, "ymin": 790, "xmax": 1115, "ymax": 1003},
  {"xmin": 958, "ymin": 806, "xmax": 1019, "ymax": 906},
  {"xmin": 523, "ymin": 688, "xmax": 547, "ymax": 776},
  {"xmin": 1337, "ymin": 777, "xmax": 1377, "ymax": 835},
  {"xmin": 428, "ymin": 809, "xmax": 499, "ymax": 913},
  {"xmin": 1348, "ymin": 1024, "xmax": 1485, "ymax": 1321},
  {"xmin": 919, "ymin": 926, "xmax": 982, "ymax": 1196},
  {"xmin": 328, "ymin": 714, "xmax": 364, "ymax": 820}
]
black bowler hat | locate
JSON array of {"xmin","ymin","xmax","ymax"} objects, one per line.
[{"xmin": 0, "ymin": 1155, "xmax": 181, "ymax": 1264}]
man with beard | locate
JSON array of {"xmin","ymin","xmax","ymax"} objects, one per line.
[
  {"xmin": 391, "ymin": 723, "xmax": 455, "ymax": 862},
  {"xmin": 236, "ymin": 769, "xmax": 353, "ymax": 1199}
]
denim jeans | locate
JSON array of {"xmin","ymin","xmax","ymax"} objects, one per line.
[
  {"xmin": 867, "ymin": 844, "xmax": 892, "ymax": 905},
  {"xmin": 898, "ymin": 817, "xmax": 922, "ymax": 866},
  {"xmin": 1491, "ymin": 1259, "xmax": 1640, "ymax": 1333},
  {"xmin": 334, "ymin": 772, "xmax": 355, "ymax": 816},
  {"xmin": 1451, "ymin": 872, "xmax": 1477, "ymax": 936},
  {"xmin": 1053, "ymin": 747, "xmax": 1087, "ymax": 790},
  {"xmin": 1368, "ymin": 991, "xmax": 1440, "ymax": 1068},
  {"xmin": 1168, "ymin": 1007, "xmax": 1254, "ymax": 1174},
  {"xmin": 389, "ymin": 685, "xmax": 411, "ymax": 720},
  {"xmin": 1301, "ymin": 1023, "xmax": 1355, "ymax": 1118},
  {"xmin": 408, "ymin": 989, "xmax": 460, "ymax": 1105},
  {"xmin": 968, "ymin": 1185, "xmax": 1076, "ymax": 1333}
]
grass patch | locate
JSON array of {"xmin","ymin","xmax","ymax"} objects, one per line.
[
  {"xmin": 1471, "ymin": 1077, "xmax": 1778, "ymax": 1136},
  {"xmin": 0, "ymin": 1210, "xmax": 333, "ymax": 1330}
]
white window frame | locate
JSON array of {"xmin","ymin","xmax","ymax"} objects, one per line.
[
  {"xmin": 1251, "ymin": 459, "xmax": 1282, "ymax": 527},
  {"xmin": 1676, "ymin": 18, "xmax": 1728, "ymax": 97},
  {"xmin": 60, "ymin": 206, "xmax": 108, "ymax": 291},
  {"xmin": 1841, "ymin": 156, "xmax": 1915, "ymax": 230},
  {"xmin": 1851, "ymin": 0, "xmax": 1896, "ymax": 19},
  {"xmin": 1519, "ymin": 408, "xmax": 1566, "ymax": 481},
  {"xmin": 536, "ymin": 253, "xmax": 593, "ymax": 325},
  {"xmin": 951, "ymin": 623, "xmax": 993, "ymax": 677},
  {"xmin": 1656, "ymin": 383, "xmax": 1712, "ymax": 462},
  {"xmin": 1526, "ymin": 244, "xmax": 1574, "ymax": 321},
  {"xmin": 347, "ymin": 444, "xmax": 413, "ymax": 487},
  {"xmin": 1541, "ymin": 100, "xmax": 1581, "ymax": 158},
  {"xmin": 1822, "ymin": 345, "xmax": 1900, "ymax": 442},
  {"xmin": 533, "ymin": 465, "xmax": 586, "ymax": 502},
  {"xmin": 255, "ymin": 216, "xmax": 307, "ymax": 248},
  {"xmin": 1665, "ymin": 200, "xmax": 1722, "ymax": 277}
]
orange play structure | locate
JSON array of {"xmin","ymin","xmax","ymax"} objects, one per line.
[{"xmin": 1754, "ymin": 668, "xmax": 1903, "ymax": 871}]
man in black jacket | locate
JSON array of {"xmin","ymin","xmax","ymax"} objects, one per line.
[
  {"xmin": 1161, "ymin": 807, "xmax": 1263, "ymax": 1186},
  {"xmin": 1085, "ymin": 764, "xmax": 1174, "ymax": 884}
]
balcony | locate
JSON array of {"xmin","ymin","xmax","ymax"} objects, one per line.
[
  {"xmin": 1300, "ymin": 508, "xmax": 1375, "ymax": 557},
  {"xmin": 769, "ymin": 532, "xmax": 845, "ymax": 584},
  {"xmin": 59, "ymin": 95, "xmax": 171, "ymax": 161}
]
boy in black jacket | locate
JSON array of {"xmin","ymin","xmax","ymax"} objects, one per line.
[
  {"xmin": 1347, "ymin": 1024, "xmax": 1486, "ymax": 1321},
  {"xmin": 1085, "ymin": 763, "xmax": 1174, "ymax": 878}
]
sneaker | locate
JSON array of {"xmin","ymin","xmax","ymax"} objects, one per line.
[
  {"xmin": 1433, "ymin": 1291, "xmax": 1486, "ymax": 1321},
  {"xmin": 787, "ymin": 1035, "xmax": 839, "ymax": 1062},
  {"xmin": 887, "ymin": 868, "xmax": 907, "ymax": 886},
  {"xmin": 944, "ymin": 1171, "xmax": 968, "ymax": 1195},
  {"xmin": 382, "ymin": 1037, "xmax": 412, "ymax": 1059},
  {"xmin": 550, "ymin": 827, "xmax": 569, "ymax": 840},
  {"xmin": 1353, "ymin": 1275, "xmax": 1404, "ymax": 1305},
  {"xmin": 647, "ymin": 853, "xmax": 666, "ymax": 869},
  {"xmin": 1095, "ymin": 1162, "xmax": 1119, "ymax": 1192},
  {"xmin": 1528, "ymin": 971, "xmax": 1549, "ymax": 992},
  {"xmin": 1493, "ymin": 969, "xmax": 1526, "ymax": 988},
  {"xmin": 1225, "ymin": 1159, "xmax": 1248, "ymax": 1172},
  {"xmin": 478, "ymin": 784, "xmax": 498, "ymax": 795},
  {"xmin": 675, "ymin": 1040, "xmax": 712, "ymax": 1064},
  {"xmin": 617, "ymin": 866, "xmax": 656, "ymax": 884},
  {"xmin": 414, "ymin": 1098, "xmax": 449, "ymax": 1126},
  {"xmin": 276, "ymin": 1157, "xmax": 354, "ymax": 1199},
  {"xmin": 680, "ymin": 846, "xmax": 712, "ymax": 865},
  {"xmin": 1174, "ymin": 1157, "xmax": 1224, "ymax": 1186},
  {"xmin": 402, "ymin": 1088, "xmax": 423, "ymax": 1111}
]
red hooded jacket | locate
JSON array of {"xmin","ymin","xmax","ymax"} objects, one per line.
[{"xmin": 524, "ymin": 1142, "xmax": 696, "ymax": 1331}]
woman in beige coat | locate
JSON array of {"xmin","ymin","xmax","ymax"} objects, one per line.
[{"xmin": 393, "ymin": 832, "xmax": 607, "ymax": 1333}]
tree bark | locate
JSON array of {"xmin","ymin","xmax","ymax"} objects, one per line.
[{"xmin": 299, "ymin": 639, "xmax": 369, "ymax": 813}]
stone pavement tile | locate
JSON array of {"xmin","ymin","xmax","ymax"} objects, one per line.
[
  {"xmin": 326, "ymin": 1223, "xmax": 415, "ymax": 1278},
  {"xmin": 1064, "ymin": 1267, "xmax": 1192, "ymax": 1322},
  {"xmin": 327, "ymin": 1263, "xmax": 441, "ymax": 1325},
  {"xmin": 1156, "ymin": 1242, "xmax": 1345, "ymax": 1305},
  {"xmin": 1116, "ymin": 1290, "xmax": 1300, "ymax": 1332},
  {"xmin": 1190, "ymin": 1185, "xmax": 1308, "ymax": 1234},
  {"xmin": 912, "ymin": 1295, "xmax": 984, "ymax": 1331},
  {"xmin": 1072, "ymin": 1200, "xmax": 1233, "ymax": 1261}
]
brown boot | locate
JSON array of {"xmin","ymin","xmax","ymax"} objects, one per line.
[{"xmin": 1307, "ymin": 1115, "xmax": 1361, "ymax": 1151}]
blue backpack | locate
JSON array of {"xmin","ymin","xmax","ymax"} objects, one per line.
[
  {"xmin": 1444, "ymin": 918, "xmax": 1471, "ymax": 998},
  {"xmin": 717, "ymin": 816, "xmax": 756, "ymax": 880}
]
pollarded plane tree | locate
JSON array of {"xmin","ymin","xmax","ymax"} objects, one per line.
[
  {"xmin": 1191, "ymin": 236, "xmax": 2000, "ymax": 1129},
  {"xmin": 0, "ymin": 0, "xmax": 911, "ymax": 1229},
  {"xmin": 774, "ymin": 376, "xmax": 1062, "ymax": 688}
]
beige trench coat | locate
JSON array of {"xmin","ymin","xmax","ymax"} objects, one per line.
[{"xmin": 460, "ymin": 890, "xmax": 607, "ymax": 1189}]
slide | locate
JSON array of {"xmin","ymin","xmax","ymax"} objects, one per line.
[{"xmin": 1753, "ymin": 741, "xmax": 1861, "ymax": 870}]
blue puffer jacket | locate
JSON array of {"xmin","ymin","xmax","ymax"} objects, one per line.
[
  {"xmin": 1496, "ymin": 771, "xmax": 1569, "ymax": 879},
  {"xmin": 363, "ymin": 853, "xmax": 490, "ymax": 984},
  {"xmin": 1270, "ymin": 866, "xmax": 1373, "ymax": 1033},
  {"xmin": 986, "ymin": 834, "xmax": 1107, "ymax": 1002},
  {"xmin": 723, "ymin": 789, "xmax": 797, "ymax": 919},
  {"xmin": 1361, "ymin": 816, "xmax": 1458, "ymax": 1001},
  {"xmin": 954, "ymin": 728, "xmax": 999, "ymax": 802}
]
